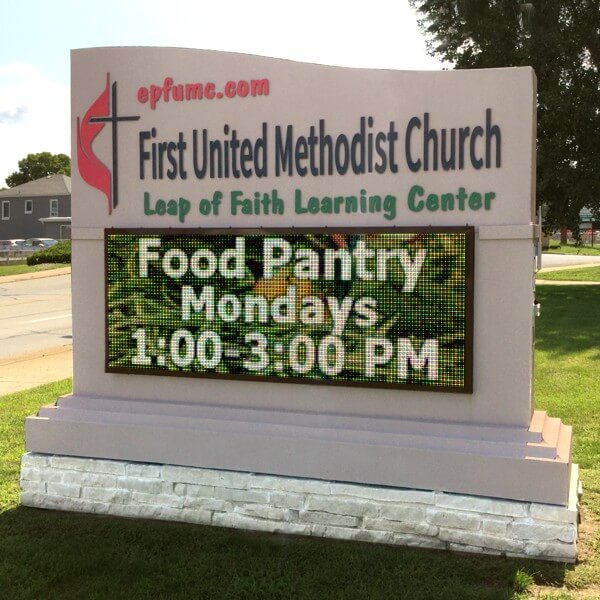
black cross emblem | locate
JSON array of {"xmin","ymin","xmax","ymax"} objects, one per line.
[{"xmin": 89, "ymin": 81, "xmax": 140, "ymax": 210}]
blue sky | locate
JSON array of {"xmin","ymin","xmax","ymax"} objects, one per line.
[{"xmin": 0, "ymin": 0, "xmax": 443, "ymax": 184}]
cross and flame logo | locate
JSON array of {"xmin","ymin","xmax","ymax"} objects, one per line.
[{"xmin": 76, "ymin": 74, "xmax": 140, "ymax": 214}]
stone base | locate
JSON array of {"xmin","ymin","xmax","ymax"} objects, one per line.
[{"xmin": 20, "ymin": 453, "xmax": 579, "ymax": 562}]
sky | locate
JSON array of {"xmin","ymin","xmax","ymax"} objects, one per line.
[{"xmin": 0, "ymin": 0, "xmax": 444, "ymax": 186}]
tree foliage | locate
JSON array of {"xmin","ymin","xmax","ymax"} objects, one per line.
[
  {"xmin": 5, "ymin": 152, "xmax": 71, "ymax": 188},
  {"xmin": 410, "ymin": 0, "xmax": 600, "ymax": 234}
]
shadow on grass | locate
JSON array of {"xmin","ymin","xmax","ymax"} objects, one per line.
[
  {"xmin": 536, "ymin": 286, "xmax": 600, "ymax": 360},
  {"xmin": 0, "ymin": 504, "xmax": 569, "ymax": 600}
]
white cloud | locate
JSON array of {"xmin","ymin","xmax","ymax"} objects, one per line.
[
  {"xmin": 0, "ymin": 63, "xmax": 70, "ymax": 185},
  {"xmin": 126, "ymin": 0, "xmax": 444, "ymax": 71}
]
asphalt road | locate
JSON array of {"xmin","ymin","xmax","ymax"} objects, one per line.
[
  {"xmin": 0, "ymin": 274, "xmax": 72, "ymax": 360},
  {"xmin": 541, "ymin": 253, "xmax": 600, "ymax": 269}
]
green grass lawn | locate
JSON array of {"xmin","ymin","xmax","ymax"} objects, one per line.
[
  {"xmin": 531, "ymin": 286, "xmax": 600, "ymax": 598},
  {"xmin": 537, "ymin": 266, "xmax": 600, "ymax": 282},
  {"xmin": 0, "ymin": 286, "xmax": 598, "ymax": 599},
  {"xmin": 0, "ymin": 262, "xmax": 70, "ymax": 278},
  {"xmin": 545, "ymin": 244, "xmax": 600, "ymax": 257}
]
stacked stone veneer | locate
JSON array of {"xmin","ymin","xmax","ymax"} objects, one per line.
[{"xmin": 20, "ymin": 453, "xmax": 578, "ymax": 562}]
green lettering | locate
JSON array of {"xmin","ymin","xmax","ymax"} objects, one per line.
[
  {"xmin": 294, "ymin": 189, "xmax": 308, "ymax": 214},
  {"xmin": 144, "ymin": 192, "xmax": 156, "ymax": 216},
  {"xmin": 199, "ymin": 199, "xmax": 212, "ymax": 215},
  {"xmin": 456, "ymin": 187, "xmax": 467, "ymax": 211},
  {"xmin": 441, "ymin": 193, "xmax": 454, "ymax": 211},
  {"xmin": 167, "ymin": 199, "xmax": 178, "ymax": 216},
  {"xmin": 383, "ymin": 195, "xmax": 396, "ymax": 221},
  {"xmin": 230, "ymin": 190, "xmax": 243, "ymax": 215},
  {"xmin": 468, "ymin": 192, "xmax": 482, "ymax": 210},
  {"xmin": 307, "ymin": 196, "xmax": 320, "ymax": 214},
  {"xmin": 426, "ymin": 194, "xmax": 439, "ymax": 211},
  {"xmin": 241, "ymin": 198, "xmax": 253, "ymax": 215},
  {"xmin": 178, "ymin": 198, "xmax": 191, "ymax": 222},
  {"xmin": 407, "ymin": 185, "xmax": 425, "ymax": 212}
]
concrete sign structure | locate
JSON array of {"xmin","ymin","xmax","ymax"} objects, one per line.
[{"xmin": 22, "ymin": 48, "xmax": 578, "ymax": 561}]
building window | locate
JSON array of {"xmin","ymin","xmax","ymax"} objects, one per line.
[
  {"xmin": 50, "ymin": 199, "xmax": 59, "ymax": 217},
  {"xmin": 1, "ymin": 201, "xmax": 9, "ymax": 220},
  {"xmin": 25, "ymin": 199, "xmax": 33, "ymax": 214}
]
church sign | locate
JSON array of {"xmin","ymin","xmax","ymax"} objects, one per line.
[{"xmin": 22, "ymin": 48, "xmax": 577, "ymax": 562}]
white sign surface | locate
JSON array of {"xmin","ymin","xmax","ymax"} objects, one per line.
[{"xmin": 73, "ymin": 48, "xmax": 535, "ymax": 230}]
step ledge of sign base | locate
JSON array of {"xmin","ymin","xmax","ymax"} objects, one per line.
[
  {"xmin": 34, "ymin": 398, "xmax": 568, "ymax": 464},
  {"xmin": 526, "ymin": 412, "xmax": 573, "ymax": 462},
  {"xmin": 20, "ymin": 453, "xmax": 579, "ymax": 563}
]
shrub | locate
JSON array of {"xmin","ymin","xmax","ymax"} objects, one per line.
[{"xmin": 26, "ymin": 240, "xmax": 71, "ymax": 265}]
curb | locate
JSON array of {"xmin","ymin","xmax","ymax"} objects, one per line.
[
  {"xmin": 535, "ymin": 280, "xmax": 600, "ymax": 286},
  {"xmin": 0, "ymin": 344, "xmax": 73, "ymax": 368}
]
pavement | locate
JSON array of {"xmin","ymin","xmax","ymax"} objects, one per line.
[
  {"xmin": 0, "ymin": 344, "xmax": 72, "ymax": 396},
  {"xmin": 1, "ymin": 254, "xmax": 599, "ymax": 397},
  {"xmin": 0, "ymin": 267, "xmax": 73, "ymax": 398}
]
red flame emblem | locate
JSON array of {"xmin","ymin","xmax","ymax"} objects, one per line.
[{"xmin": 76, "ymin": 74, "xmax": 113, "ymax": 214}]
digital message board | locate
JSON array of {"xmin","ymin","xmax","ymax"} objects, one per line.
[{"xmin": 106, "ymin": 228, "xmax": 473, "ymax": 392}]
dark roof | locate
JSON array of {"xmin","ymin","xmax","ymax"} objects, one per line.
[{"xmin": 0, "ymin": 174, "xmax": 71, "ymax": 198}]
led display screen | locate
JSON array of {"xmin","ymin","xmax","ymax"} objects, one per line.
[{"xmin": 105, "ymin": 228, "xmax": 474, "ymax": 392}]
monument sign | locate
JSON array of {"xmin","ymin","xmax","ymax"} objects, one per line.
[{"xmin": 21, "ymin": 48, "xmax": 578, "ymax": 561}]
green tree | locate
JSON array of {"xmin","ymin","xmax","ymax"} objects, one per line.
[
  {"xmin": 5, "ymin": 152, "xmax": 71, "ymax": 187},
  {"xmin": 410, "ymin": 0, "xmax": 600, "ymax": 236}
]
